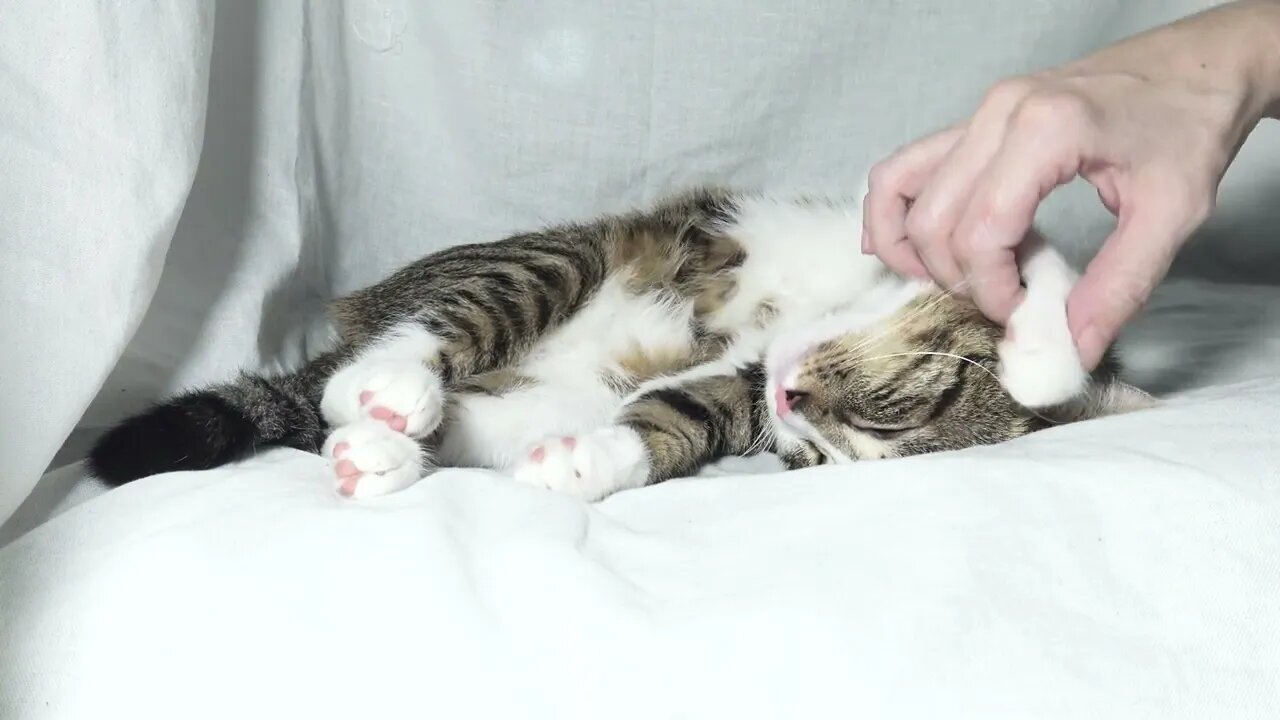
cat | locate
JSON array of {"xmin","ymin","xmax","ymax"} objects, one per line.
[{"xmin": 87, "ymin": 186, "xmax": 1154, "ymax": 501}]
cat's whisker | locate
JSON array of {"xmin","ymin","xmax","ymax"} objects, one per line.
[
  {"xmin": 840, "ymin": 283, "xmax": 968, "ymax": 357},
  {"xmin": 742, "ymin": 424, "xmax": 776, "ymax": 458},
  {"xmin": 857, "ymin": 350, "xmax": 1064, "ymax": 426}
]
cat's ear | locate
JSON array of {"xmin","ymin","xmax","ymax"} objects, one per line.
[{"xmin": 1039, "ymin": 376, "xmax": 1158, "ymax": 424}]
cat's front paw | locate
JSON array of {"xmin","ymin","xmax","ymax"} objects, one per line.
[
  {"xmin": 321, "ymin": 359, "xmax": 444, "ymax": 438},
  {"xmin": 998, "ymin": 297, "xmax": 1087, "ymax": 409},
  {"xmin": 322, "ymin": 421, "xmax": 426, "ymax": 499},
  {"xmin": 511, "ymin": 427, "xmax": 650, "ymax": 502}
]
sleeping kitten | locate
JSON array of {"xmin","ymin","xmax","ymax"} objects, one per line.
[{"xmin": 88, "ymin": 187, "xmax": 1154, "ymax": 501}]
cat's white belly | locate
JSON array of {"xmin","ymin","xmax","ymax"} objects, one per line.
[
  {"xmin": 436, "ymin": 374, "xmax": 622, "ymax": 469},
  {"xmin": 438, "ymin": 275, "xmax": 701, "ymax": 469},
  {"xmin": 521, "ymin": 274, "xmax": 699, "ymax": 378}
]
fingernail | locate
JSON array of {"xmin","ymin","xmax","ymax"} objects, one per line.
[{"xmin": 860, "ymin": 228, "xmax": 870, "ymax": 254}]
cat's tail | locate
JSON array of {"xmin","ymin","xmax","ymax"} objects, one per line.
[{"xmin": 86, "ymin": 348, "xmax": 351, "ymax": 486}]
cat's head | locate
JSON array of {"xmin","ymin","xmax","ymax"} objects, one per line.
[{"xmin": 763, "ymin": 288, "xmax": 1153, "ymax": 468}]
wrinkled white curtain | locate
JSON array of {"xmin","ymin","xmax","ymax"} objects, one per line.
[
  {"xmin": 3, "ymin": 0, "xmax": 1277, "ymax": 527},
  {"xmin": 0, "ymin": 1, "xmax": 214, "ymax": 523}
]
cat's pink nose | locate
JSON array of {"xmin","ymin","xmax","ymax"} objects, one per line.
[
  {"xmin": 776, "ymin": 386, "xmax": 808, "ymax": 416},
  {"xmin": 783, "ymin": 389, "xmax": 808, "ymax": 410}
]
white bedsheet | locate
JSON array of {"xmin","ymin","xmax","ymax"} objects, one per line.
[{"xmin": 2, "ymin": 279, "xmax": 1279, "ymax": 719}]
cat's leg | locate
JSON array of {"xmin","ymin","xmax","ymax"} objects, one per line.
[
  {"xmin": 511, "ymin": 363, "xmax": 772, "ymax": 501},
  {"xmin": 330, "ymin": 229, "xmax": 615, "ymax": 384},
  {"xmin": 996, "ymin": 231, "xmax": 1092, "ymax": 409},
  {"xmin": 317, "ymin": 232, "xmax": 616, "ymax": 497}
]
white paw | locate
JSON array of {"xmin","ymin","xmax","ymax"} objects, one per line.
[
  {"xmin": 511, "ymin": 427, "xmax": 650, "ymax": 502},
  {"xmin": 321, "ymin": 359, "xmax": 444, "ymax": 438},
  {"xmin": 322, "ymin": 421, "xmax": 425, "ymax": 499},
  {"xmin": 998, "ymin": 297, "xmax": 1088, "ymax": 409}
]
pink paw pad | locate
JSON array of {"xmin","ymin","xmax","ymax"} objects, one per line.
[
  {"xmin": 356, "ymin": 389, "xmax": 409, "ymax": 433},
  {"xmin": 527, "ymin": 437, "xmax": 576, "ymax": 463},
  {"xmin": 368, "ymin": 406, "xmax": 408, "ymax": 433},
  {"xmin": 331, "ymin": 441, "xmax": 351, "ymax": 459},
  {"xmin": 334, "ymin": 459, "xmax": 362, "ymax": 498},
  {"xmin": 337, "ymin": 476, "xmax": 360, "ymax": 498}
]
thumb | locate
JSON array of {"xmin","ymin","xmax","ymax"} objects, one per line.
[{"xmin": 1066, "ymin": 206, "xmax": 1184, "ymax": 370}]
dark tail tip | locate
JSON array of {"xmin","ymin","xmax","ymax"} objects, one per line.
[{"xmin": 87, "ymin": 392, "xmax": 260, "ymax": 486}]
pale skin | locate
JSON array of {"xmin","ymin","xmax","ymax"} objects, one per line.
[{"xmin": 863, "ymin": 0, "xmax": 1280, "ymax": 370}]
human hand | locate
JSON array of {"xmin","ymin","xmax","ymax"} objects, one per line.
[{"xmin": 862, "ymin": 0, "xmax": 1280, "ymax": 370}]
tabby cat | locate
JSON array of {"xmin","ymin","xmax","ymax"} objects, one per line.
[{"xmin": 88, "ymin": 187, "xmax": 1153, "ymax": 501}]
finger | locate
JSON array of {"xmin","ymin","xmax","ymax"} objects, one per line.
[
  {"xmin": 911, "ymin": 220, "xmax": 967, "ymax": 291},
  {"xmin": 904, "ymin": 82, "xmax": 1034, "ymax": 287},
  {"xmin": 863, "ymin": 127, "xmax": 963, "ymax": 277},
  {"xmin": 963, "ymin": 245, "xmax": 1024, "ymax": 323},
  {"xmin": 881, "ymin": 235, "xmax": 931, "ymax": 280},
  {"xmin": 869, "ymin": 211, "xmax": 930, "ymax": 279},
  {"xmin": 1066, "ymin": 205, "xmax": 1185, "ymax": 370},
  {"xmin": 950, "ymin": 120, "xmax": 1081, "ymax": 323}
]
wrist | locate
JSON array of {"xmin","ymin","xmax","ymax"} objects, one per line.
[
  {"xmin": 1247, "ymin": 1, "xmax": 1280, "ymax": 120},
  {"xmin": 1219, "ymin": 1, "xmax": 1280, "ymax": 123},
  {"xmin": 1161, "ymin": 1, "xmax": 1280, "ymax": 147}
]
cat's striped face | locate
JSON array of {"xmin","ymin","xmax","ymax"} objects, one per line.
[{"xmin": 767, "ymin": 293, "xmax": 1039, "ymax": 466}]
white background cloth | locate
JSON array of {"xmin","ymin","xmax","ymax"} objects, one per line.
[
  {"xmin": 4, "ymin": 291, "xmax": 1280, "ymax": 717},
  {"xmin": 0, "ymin": 0, "xmax": 213, "ymax": 525},
  {"xmin": 2, "ymin": 1, "xmax": 1280, "ymax": 717}
]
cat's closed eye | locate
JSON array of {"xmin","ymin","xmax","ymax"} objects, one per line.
[{"xmin": 839, "ymin": 409, "xmax": 917, "ymax": 438}]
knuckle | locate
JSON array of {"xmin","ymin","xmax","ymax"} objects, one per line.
[
  {"xmin": 953, "ymin": 226, "xmax": 986, "ymax": 258},
  {"xmin": 903, "ymin": 210, "xmax": 944, "ymax": 247},
  {"xmin": 1011, "ymin": 91, "xmax": 1089, "ymax": 137},
  {"xmin": 1097, "ymin": 266, "xmax": 1158, "ymax": 314},
  {"xmin": 981, "ymin": 76, "xmax": 1038, "ymax": 112},
  {"xmin": 1112, "ymin": 277, "xmax": 1154, "ymax": 312},
  {"xmin": 866, "ymin": 159, "xmax": 902, "ymax": 195}
]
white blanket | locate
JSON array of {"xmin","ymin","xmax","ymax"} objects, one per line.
[
  {"xmin": 3, "ymin": 280, "xmax": 1279, "ymax": 718},
  {"xmin": 4, "ymin": 0, "xmax": 1280, "ymax": 717}
]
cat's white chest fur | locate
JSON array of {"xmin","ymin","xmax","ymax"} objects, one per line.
[{"xmin": 704, "ymin": 195, "xmax": 885, "ymax": 334}]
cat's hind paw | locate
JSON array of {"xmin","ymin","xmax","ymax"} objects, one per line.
[
  {"xmin": 321, "ymin": 359, "xmax": 445, "ymax": 438},
  {"xmin": 511, "ymin": 427, "xmax": 650, "ymax": 502},
  {"xmin": 323, "ymin": 421, "xmax": 426, "ymax": 499}
]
